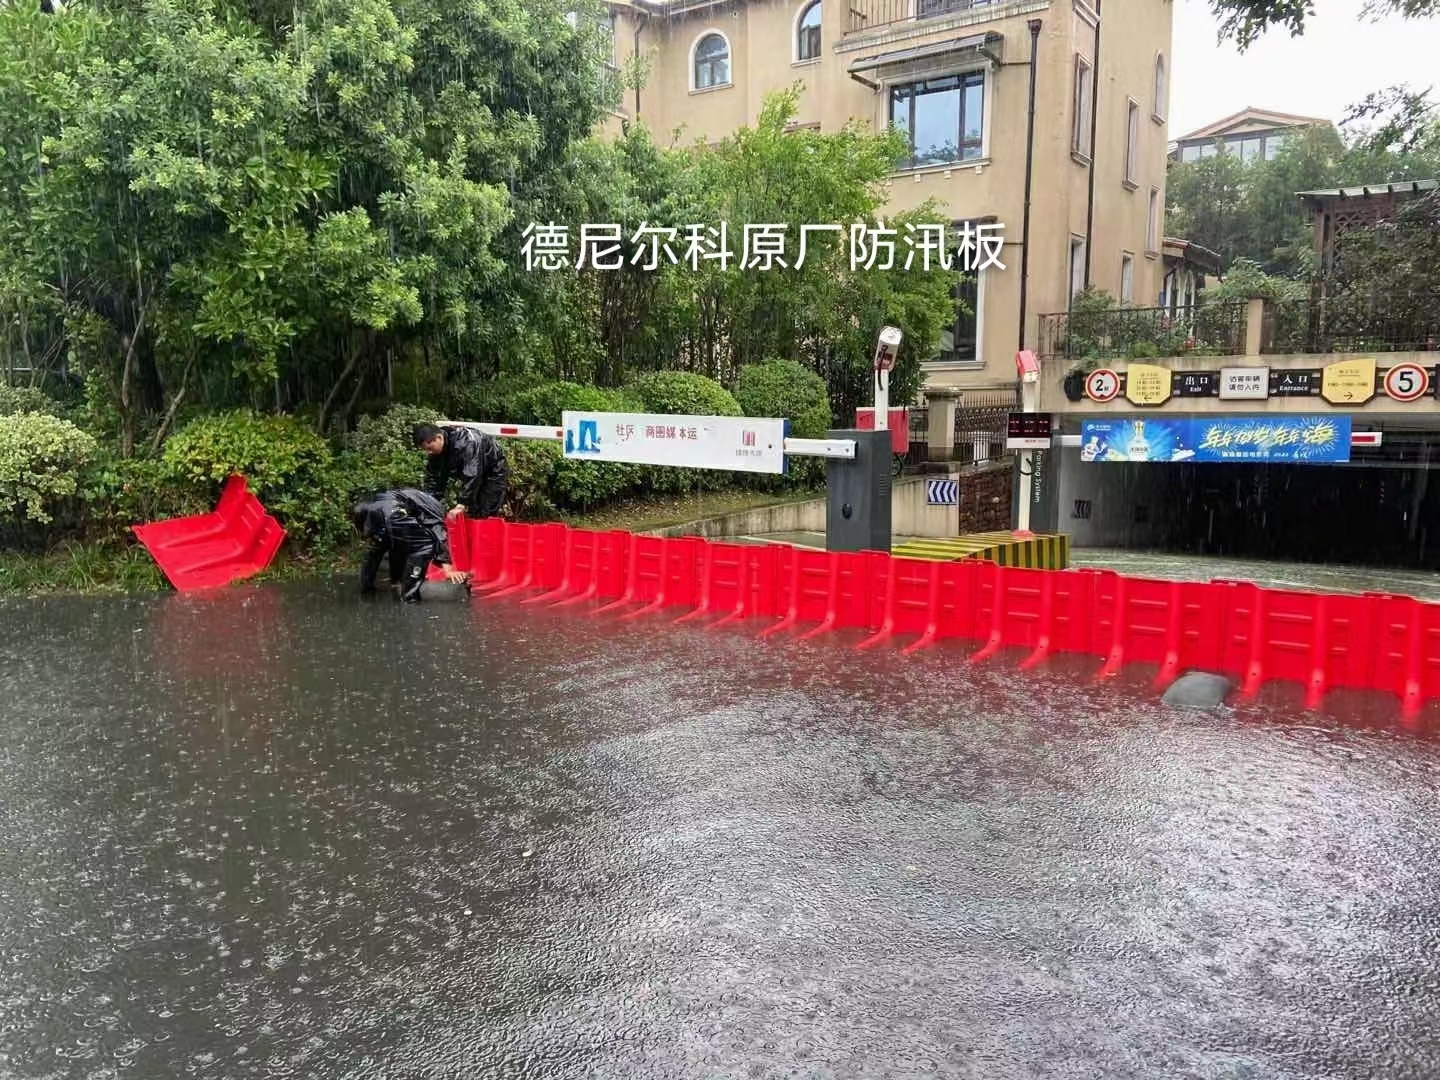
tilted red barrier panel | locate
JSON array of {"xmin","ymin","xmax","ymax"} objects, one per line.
[{"xmin": 444, "ymin": 519, "xmax": 1440, "ymax": 716}]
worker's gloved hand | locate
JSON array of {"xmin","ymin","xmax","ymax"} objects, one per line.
[{"xmin": 441, "ymin": 564, "xmax": 469, "ymax": 585}]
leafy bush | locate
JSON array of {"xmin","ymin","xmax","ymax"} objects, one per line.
[
  {"xmin": 1206, "ymin": 258, "xmax": 1307, "ymax": 304},
  {"xmin": 0, "ymin": 412, "xmax": 99, "ymax": 524},
  {"xmin": 503, "ymin": 440, "xmax": 562, "ymax": 520},
  {"xmin": 446, "ymin": 377, "xmax": 545, "ymax": 423},
  {"xmin": 734, "ymin": 359, "xmax": 833, "ymax": 490},
  {"xmin": 628, "ymin": 371, "xmax": 741, "ymax": 417},
  {"xmin": 160, "ymin": 410, "xmax": 342, "ymax": 544},
  {"xmin": 80, "ymin": 453, "xmax": 187, "ymax": 533},
  {"xmin": 625, "ymin": 373, "xmax": 742, "ymax": 495},
  {"xmin": 345, "ymin": 403, "xmax": 443, "ymax": 458},
  {"xmin": 0, "ymin": 386, "xmax": 60, "ymax": 417},
  {"xmin": 735, "ymin": 359, "xmax": 831, "ymax": 436},
  {"xmin": 512, "ymin": 381, "xmax": 642, "ymax": 424},
  {"xmin": 504, "ymin": 382, "xmax": 643, "ymax": 505}
]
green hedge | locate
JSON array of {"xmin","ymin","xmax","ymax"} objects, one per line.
[
  {"xmin": 0, "ymin": 412, "xmax": 98, "ymax": 525},
  {"xmin": 628, "ymin": 371, "xmax": 741, "ymax": 417},
  {"xmin": 0, "ymin": 386, "xmax": 60, "ymax": 418},
  {"xmin": 735, "ymin": 359, "xmax": 832, "ymax": 490}
]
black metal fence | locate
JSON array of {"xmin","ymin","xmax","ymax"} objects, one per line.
[
  {"xmin": 1037, "ymin": 302, "xmax": 1248, "ymax": 362},
  {"xmin": 846, "ymin": 0, "xmax": 992, "ymax": 34},
  {"xmin": 1263, "ymin": 289, "xmax": 1440, "ymax": 354},
  {"xmin": 950, "ymin": 388, "xmax": 1015, "ymax": 466}
]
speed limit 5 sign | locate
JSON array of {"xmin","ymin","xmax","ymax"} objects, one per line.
[{"xmin": 1384, "ymin": 362, "xmax": 1430, "ymax": 402}]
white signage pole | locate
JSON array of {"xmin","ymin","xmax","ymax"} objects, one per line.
[{"xmin": 1015, "ymin": 351, "xmax": 1041, "ymax": 534}]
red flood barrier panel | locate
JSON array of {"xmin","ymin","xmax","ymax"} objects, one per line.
[
  {"xmin": 133, "ymin": 474, "xmax": 285, "ymax": 591},
  {"xmin": 444, "ymin": 518, "xmax": 1440, "ymax": 718}
]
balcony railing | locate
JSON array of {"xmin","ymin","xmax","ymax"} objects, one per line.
[
  {"xmin": 1037, "ymin": 302, "xmax": 1248, "ymax": 363},
  {"xmin": 847, "ymin": 0, "xmax": 998, "ymax": 36},
  {"xmin": 1263, "ymin": 291, "xmax": 1440, "ymax": 354}
]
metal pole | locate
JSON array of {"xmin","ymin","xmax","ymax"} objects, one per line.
[
  {"xmin": 1017, "ymin": 18, "xmax": 1042, "ymax": 352},
  {"xmin": 1015, "ymin": 19, "xmax": 1042, "ymax": 534}
]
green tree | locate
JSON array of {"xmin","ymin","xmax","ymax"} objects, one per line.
[
  {"xmin": 1211, "ymin": 0, "xmax": 1438, "ymax": 51},
  {"xmin": 0, "ymin": 0, "xmax": 614, "ymax": 450},
  {"xmin": 1165, "ymin": 86, "xmax": 1440, "ymax": 277}
]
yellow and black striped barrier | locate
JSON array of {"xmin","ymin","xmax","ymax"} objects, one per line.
[{"xmin": 892, "ymin": 532, "xmax": 1070, "ymax": 570}]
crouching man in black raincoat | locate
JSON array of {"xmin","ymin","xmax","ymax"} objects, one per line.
[
  {"xmin": 413, "ymin": 422, "xmax": 509, "ymax": 520},
  {"xmin": 352, "ymin": 488, "xmax": 469, "ymax": 603}
]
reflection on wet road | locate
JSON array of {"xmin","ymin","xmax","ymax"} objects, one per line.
[{"xmin": 1, "ymin": 582, "xmax": 1438, "ymax": 1078}]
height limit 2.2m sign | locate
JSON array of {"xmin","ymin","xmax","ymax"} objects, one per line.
[{"xmin": 562, "ymin": 411, "xmax": 789, "ymax": 475}]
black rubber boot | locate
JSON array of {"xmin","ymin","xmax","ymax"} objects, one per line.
[{"xmin": 399, "ymin": 555, "xmax": 427, "ymax": 603}]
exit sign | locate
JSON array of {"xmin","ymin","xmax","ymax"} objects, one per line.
[{"xmin": 1007, "ymin": 412, "xmax": 1053, "ymax": 450}]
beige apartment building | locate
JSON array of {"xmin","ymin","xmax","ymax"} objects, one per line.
[{"xmin": 595, "ymin": 0, "xmax": 1172, "ymax": 395}]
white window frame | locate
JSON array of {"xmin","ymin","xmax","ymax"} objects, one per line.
[
  {"xmin": 1124, "ymin": 98, "xmax": 1140, "ymax": 189},
  {"xmin": 1072, "ymin": 54, "xmax": 1092, "ymax": 160},
  {"xmin": 793, "ymin": 0, "xmax": 822, "ymax": 65},
  {"xmin": 1146, "ymin": 188, "xmax": 1160, "ymax": 255},
  {"xmin": 1120, "ymin": 251, "xmax": 1135, "ymax": 303},
  {"xmin": 1152, "ymin": 53, "xmax": 1166, "ymax": 124},
  {"xmin": 690, "ymin": 30, "xmax": 733, "ymax": 93}
]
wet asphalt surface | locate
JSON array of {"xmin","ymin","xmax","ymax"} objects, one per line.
[{"xmin": 2, "ymin": 580, "xmax": 1440, "ymax": 1079}]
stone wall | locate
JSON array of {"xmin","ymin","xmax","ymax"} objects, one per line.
[{"xmin": 958, "ymin": 461, "xmax": 1014, "ymax": 534}]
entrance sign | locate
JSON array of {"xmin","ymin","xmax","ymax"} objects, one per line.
[
  {"xmin": 562, "ymin": 411, "xmax": 789, "ymax": 474},
  {"xmin": 1384, "ymin": 362, "xmax": 1430, "ymax": 402},
  {"xmin": 1219, "ymin": 367, "xmax": 1269, "ymax": 400},
  {"xmin": 1079, "ymin": 415, "xmax": 1351, "ymax": 464},
  {"xmin": 1124, "ymin": 363, "xmax": 1173, "ymax": 406},
  {"xmin": 1321, "ymin": 357, "xmax": 1377, "ymax": 405}
]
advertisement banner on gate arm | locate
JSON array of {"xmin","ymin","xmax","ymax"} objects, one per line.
[
  {"xmin": 1079, "ymin": 415, "xmax": 1351, "ymax": 464},
  {"xmin": 562, "ymin": 410, "xmax": 790, "ymax": 474}
]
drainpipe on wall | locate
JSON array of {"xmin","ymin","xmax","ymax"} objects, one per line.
[
  {"xmin": 1017, "ymin": 17, "xmax": 1042, "ymax": 353},
  {"xmin": 1082, "ymin": 0, "xmax": 1101, "ymax": 289}
]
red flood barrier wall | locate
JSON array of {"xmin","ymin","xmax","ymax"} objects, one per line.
[{"xmin": 437, "ymin": 516, "xmax": 1440, "ymax": 718}]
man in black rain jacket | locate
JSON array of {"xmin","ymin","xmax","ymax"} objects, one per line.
[
  {"xmin": 413, "ymin": 422, "xmax": 509, "ymax": 520},
  {"xmin": 352, "ymin": 488, "xmax": 468, "ymax": 602}
]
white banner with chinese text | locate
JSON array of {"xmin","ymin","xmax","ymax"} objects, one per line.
[{"xmin": 561, "ymin": 411, "xmax": 789, "ymax": 474}]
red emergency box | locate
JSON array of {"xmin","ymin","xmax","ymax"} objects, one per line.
[{"xmin": 855, "ymin": 407, "xmax": 909, "ymax": 454}]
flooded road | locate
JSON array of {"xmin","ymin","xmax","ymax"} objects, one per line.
[{"xmin": 2, "ymin": 582, "xmax": 1440, "ymax": 1078}]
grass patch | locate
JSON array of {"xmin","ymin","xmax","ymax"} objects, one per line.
[
  {"xmin": 563, "ymin": 486, "xmax": 819, "ymax": 533},
  {"xmin": 0, "ymin": 541, "xmax": 166, "ymax": 595},
  {"xmin": 0, "ymin": 537, "xmax": 362, "ymax": 596}
]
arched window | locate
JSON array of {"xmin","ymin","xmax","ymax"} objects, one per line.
[
  {"xmin": 796, "ymin": 1, "xmax": 821, "ymax": 62},
  {"xmin": 1153, "ymin": 53, "xmax": 1166, "ymax": 120},
  {"xmin": 693, "ymin": 32, "xmax": 731, "ymax": 90}
]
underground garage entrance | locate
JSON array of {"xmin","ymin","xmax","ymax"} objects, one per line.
[{"xmin": 1054, "ymin": 432, "xmax": 1440, "ymax": 571}]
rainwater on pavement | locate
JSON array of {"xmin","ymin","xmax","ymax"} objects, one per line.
[{"xmin": 2, "ymin": 580, "xmax": 1439, "ymax": 1079}]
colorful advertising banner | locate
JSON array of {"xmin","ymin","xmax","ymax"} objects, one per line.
[{"xmin": 1079, "ymin": 415, "xmax": 1351, "ymax": 464}]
